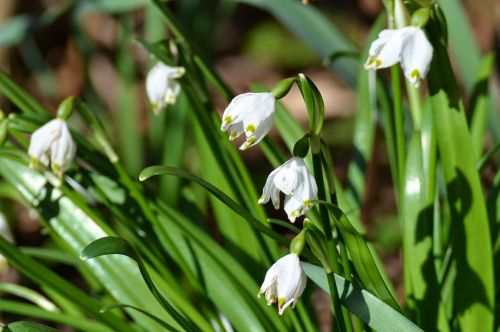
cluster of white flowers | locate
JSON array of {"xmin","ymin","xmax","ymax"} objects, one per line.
[
  {"xmin": 219, "ymin": 88, "xmax": 314, "ymax": 314},
  {"xmin": 24, "ymin": 8, "xmax": 434, "ymax": 315}
]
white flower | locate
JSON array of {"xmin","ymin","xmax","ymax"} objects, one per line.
[
  {"xmin": 364, "ymin": 26, "xmax": 433, "ymax": 88},
  {"xmin": 146, "ymin": 62, "xmax": 185, "ymax": 114},
  {"xmin": 0, "ymin": 213, "xmax": 13, "ymax": 277},
  {"xmin": 28, "ymin": 118, "xmax": 76, "ymax": 180},
  {"xmin": 258, "ymin": 253, "xmax": 307, "ymax": 315},
  {"xmin": 221, "ymin": 92, "xmax": 275, "ymax": 150},
  {"xmin": 258, "ymin": 157, "xmax": 317, "ymax": 222}
]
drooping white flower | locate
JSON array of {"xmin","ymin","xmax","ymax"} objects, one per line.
[
  {"xmin": 28, "ymin": 118, "xmax": 76, "ymax": 180},
  {"xmin": 364, "ymin": 26, "xmax": 433, "ymax": 88},
  {"xmin": 221, "ymin": 92, "xmax": 275, "ymax": 150},
  {"xmin": 258, "ymin": 157, "xmax": 317, "ymax": 222},
  {"xmin": 0, "ymin": 212, "xmax": 14, "ymax": 277},
  {"xmin": 258, "ymin": 253, "xmax": 307, "ymax": 315},
  {"xmin": 146, "ymin": 62, "xmax": 185, "ymax": 114}
]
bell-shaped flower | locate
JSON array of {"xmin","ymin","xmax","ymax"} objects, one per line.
[
  {"xmin": 364, "ymin": 26, "xmax": 433, "ymax": 88},
  {"xmin": 28, "ymin": 118, "xmax": 76, "ymax": 181},
  {"xmin": 258, "ymin": 157, "xmax": 317, "ymax": 222},
  {"xmin": 0, "ymin": 212, "xmax": 14, "ymax": 277},
  {"xmin": 146, "ymin": 62, "xmax": 185, "ymax": 114},
  {"xmin": 258, "ymin": 253, "xmax": 307, "ymax": 315},
  {"xmin": 221, "ymin": 92, "xmax": 275, "ymax": 150}
]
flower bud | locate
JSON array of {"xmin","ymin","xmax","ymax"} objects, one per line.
[
  {"xmin": 411, "ymin": 8, "xmax": 431, "ymax": 28},
  {"xmin": 271, "ymin": 77, "xmax": 296, "ymax": 99},
  {"xmin": 56, "ymin": 96, "xmax": 76, "ymax": 121},
  {"xmin": 290, "ymin": 230, "xmax": 306, "ymax": 255}
]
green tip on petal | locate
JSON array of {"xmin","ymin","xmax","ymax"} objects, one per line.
[
  {"xmin": 245, "ymin": 124, "xmax": 255, "ymax": 134},
  {"xmin": 410, "ymin": 69, "xmax": 420, "ymax": 80}
]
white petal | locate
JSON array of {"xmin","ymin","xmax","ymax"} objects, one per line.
[
  {"xmin": 258, "ymin": 167, "xmax": 280, "ymax": 205},
  {"xmin": 400, "ymin": 27, "xmax": 433, "ymax": 88},
  {"xmin": 273, "ymin": 159, "xmax": 299, "ymax": 196},
  {"xmin": 276, "ymin": 254, "xmax": 306, "ymax": 313},
  {"xmin": 283, "ymin": 195, "xmax": 304, "ymax": 223},
  {"xmin": 365, "ymin": 28, "xmax": 407, "ymax": 70},
  {"xmin": 365, "ymin": 29, "xmax": 397, "ymax": 67},
  {"xmin": 28, "ymin": 119, "xmax": 63, "ymax": 165}
]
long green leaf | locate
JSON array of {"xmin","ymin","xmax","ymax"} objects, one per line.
[
  {"xmin": 303, "ymin": 263, "xmax": 422, "ymax": 332},
  {"xmin": 402, "ymin": 133, "xmax": 448, "ymax": 331},
  {"xmin": 317, "ymin": 201, "xmax": 401, "ymax": 310},
  {"xmin": 4, "ymin": 321, "xmax": 60, "ymax": 332},
  {"xmin": 140, "ymin": 165, "xmax": 290, "ymax": 247},
  {"xmin": 81, "ymin": 236, "xmax": 195, "ymax": 332},
  {"xmin": 427, "ymin": 13, "xmax": 494, "ymax": 331},
  {"xmin": 470, "ymin": 53, "xmax": 495, "ymax": 161},
  {"xmin": 0, "ymin": 301, "xmax": 111, "ymax": 332}
]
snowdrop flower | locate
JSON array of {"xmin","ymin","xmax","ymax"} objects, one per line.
[
  {"xmin": 221, "ymin": 92, "xmax": 275, "ymax": 150},
  {"xmin": 258, "ymin": 253, "xmax": 307, "ymax": 315},
  {"xmin": 0, "ymin": 213, "xmax": 13, "ymax": 277},
  {"xmin": 28, "ymin": 118, "xmax": 76, "ymax": 181},
  {"xmin": 146, "ymin": 62, "xmax": 185, "ymax": 114},
  {"xmin": 364, "ymin": 26, "xmax": 433, "ymax": 88},
  {"xmin": 258, "ymin": 157, "xmax": 317, "ymax": 222}
]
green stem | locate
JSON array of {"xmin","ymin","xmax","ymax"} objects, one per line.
[
  {"xmin": 406, "ymin": 82, "xmax": 423, "ymax": 130},
  {"xmin": 391, "ymin": 66, "xmax": 406, "ymax": 203},
  {"xmin": 312, "ymin": 149, "xmax": 348, "ymax": 332}
]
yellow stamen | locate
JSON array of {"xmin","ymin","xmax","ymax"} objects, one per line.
[
  {"xmin": 375, "ymin": 59, "xmax": 382, "ymax": 68},
  {"xmin": 304, "ymin": 199, "xmax": 310, "ymax": 208}
]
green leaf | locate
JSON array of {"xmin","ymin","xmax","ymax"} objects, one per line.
[
  {"xmin": 0, "ymin": 283, "xmax": 57, "ymax": 312},
  {"xmin": 0, "ymin": 235, "xmax": 130, "ymax": 331},
  {"xmin": 470, "ymin": 53, "xmax": 495, "ymax": 161},
  {"xmin": 139, "ymin": 165, "xmax": 290, "ymax": 247},
  {"xmin": 4, "ymin": 321, "xmax": 60, "ymax": 332},
  {"xmin": 0, "ymin": 301, "xmax": 111, "ymax": 332},
  {"xmin": 436, "ymin": 0, "xmax": 500, "ymax": 142},
  {"xmin": 0, "ymin": 69, "xmax": 47, "ymax": 115},
  {"xmin": 402, "ymin": 133, "xmax": 449, "ymax": 331},
  {"xmin": 303, "ymin": 263, "xmax": 423, "ymax": 332},
  {"xmin": 317, "ymin": 201, "xmax": 401, "ymax": 310},
  {"xmin": 81, "ymin": 236, "xmax": 196, "ymax": 332},
  {"xmin": 427, "ymin": 13, "xmax": 494, "ymax": 331},
  {"xmin": 102, "ymin": 303, "xmax": 180, "ymax": 332}
]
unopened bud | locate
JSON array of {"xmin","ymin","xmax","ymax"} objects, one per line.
[
  {"xmin": 56, "ymin": 96, "xmax": 77, "ymax": 121},
  {"xmin": 271, "ymin": 77, "xmax": 296, "ymax": 99},
  {"xmin": 290, "ymin": 230, "xmax": 306, "ymax": 255},
  {"xmin": 412, "ymin": 8, "xmax": 431, "ymax": 28}
]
